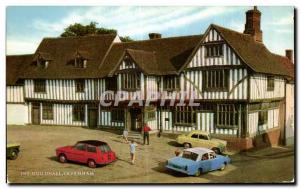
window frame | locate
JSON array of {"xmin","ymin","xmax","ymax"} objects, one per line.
[
  {"xmin": 75, "ymin": 79, "xmax": 85, "ymax": 93},
  {"xmin": 42, "ymin": 103, "xmax": 53, "ymax": 120},
  {"xmin": 111, "ymin": 108, "xmax": 124, "ymax": 122},
  {"xmin": 121, "ymin": 72, "xmax": 141, "ymax": 91},
  {"xmin": 202, "ymin": 69, "xmax": 229, "ymax": 92},
  {"xmin": 216, "ymin": 104, "xmax": 238, "ymax": 128},
  {"xmin": 73, "ymin": 104, "xmax": 85, "ymax": 122},
  {"xmin": 163, "ymin": 75, "xmax": 180, "ymax": 91},
  {"xmin": 258, "ymin": 110, "xmax": 268, "ymax": 125},
  {"xmin": 267, "ymin": 76, "xmax": 275, "ymax": 91},
  {"xmin": 106, "ymin": 76, "xmax": 117, "ymax": 91},
  {"xmin": 205, "ymin": 44, "xmax": 224, "ymax": 57},
  {"xmin": 175, "ymin": 106, "xmax": 196, "ymax": 126},
  {"xmin": 74, "ymin": 56, "xmax": 86, "ymax": 68},
  {"xmin": 34, "ymin": 79, "xmax": 46, "ymax": 93}
]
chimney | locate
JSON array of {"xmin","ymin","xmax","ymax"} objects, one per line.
[
  {"xmin": 244, "ymin": 6, "xmax": 263, "ymax": 42},
  {"xmin": 285, "ymin": 49, "xmax": 293, "ymax": 63},
  {"xmin": 149, "ymin": 33, "xmax": 162, "ymax": 39}
]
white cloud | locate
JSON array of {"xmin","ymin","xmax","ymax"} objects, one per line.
[
  {"xmin": 32, "ymin": 6, "xmax": 239, "ymax": 37},
  {"xmin": 268, "ymin": 15, "xmax": 294, "ymax": 26},
  {"xmin": 6, "ymin": 38, "xmax": 40, "ymax": 55}
]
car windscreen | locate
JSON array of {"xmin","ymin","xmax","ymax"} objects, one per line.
[
  {"xmin": 182, "ymin": 151, "xmax": 198, "ymax": 161},
  {"xmin": 98, "ymin": 144, "xmax": 111, "ymax": 153}
]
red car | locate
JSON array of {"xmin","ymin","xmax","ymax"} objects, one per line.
[{"xmin": 56, "ymin": 140, "xmax": 116, "ymax": 168}]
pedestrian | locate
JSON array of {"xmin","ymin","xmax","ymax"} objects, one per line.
[
  {"xmin": 123, "ymin": 128, "xmax": 129, "ymax": 143},
  {"xmin": 143, "ymin": 123, "xmax": 151, "ymax": 145},
  {"xmin": 129, "ymin": 140, "xmax": 138, "ymax": 164}
]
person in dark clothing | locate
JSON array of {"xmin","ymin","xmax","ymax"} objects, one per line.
[{"xmin": 143, "ymin": 124, "xmax": 151, "ymax": 145}]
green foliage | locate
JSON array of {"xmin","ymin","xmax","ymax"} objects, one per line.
[
  {"xmin": 60, "ymin": 22, "xmax": 133, "ymax": 42},
  {"xmin": 119, "ymin": 36, "xmax": 134, "ymax": 42}
]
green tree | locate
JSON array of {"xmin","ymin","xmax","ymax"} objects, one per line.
[{"xmin": 60, "ymin": 22, "xmax": 134, "ymax": 42}]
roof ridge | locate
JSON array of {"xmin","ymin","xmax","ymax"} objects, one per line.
[
  {"xmin": 115, "ymin": 34, "xmax": 203, "ymax": 44},
  {"xmin": 42, "ymin": 34, "xmax": 117, "ymax": 40}
]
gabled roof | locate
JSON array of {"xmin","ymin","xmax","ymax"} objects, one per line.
[
  {"xmin": 99, "ymin": 35, "xmax": 203, "ymax": 77},
  {"xmin": 6, "ymin": 54, "xmax": 33, "ymax": 85},
  {"xmin": 211, "ymin": 24, "xmax": 294, "ymax": 79},
  {"xmin": 20, "ymin": 34, "xmax": 117, "ymax": 79}
]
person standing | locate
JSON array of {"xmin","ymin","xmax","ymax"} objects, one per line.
[
  {"xmin": 143, "ymin": 123, "xmax": 151, "ymax": 145},
  {"xmin": 129, "ymin": 140, "xmax": 138, "ymax": 165},
  {"xmin": 123, "ymin": 129, "xmax": 129, "ymax": 143}
]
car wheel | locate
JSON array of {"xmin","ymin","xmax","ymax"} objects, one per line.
[
  {"xmin": 219, "ymin": 163, "xmax": 226, "ymax": 171},
  {"xmin": 87, "ymin": 159, "xmax": 96, "ymax": 168},
  {"xmin": 10, "ymin": 149, "xmax": 18, "ymax": 160},
  {"xmin": 183, "ymin": 143, "xmax": 191, "ymax": 149},
  {"xmin": 212, "ymin": 147, "xmax": 221, "ymax": 154},
  {"xmin": 194, "ymin": 169, "xmax": 202, "ymax": 177},
  {"xmin": 59, "ymin": 154, "xmax": 67, "ymax": 163}
]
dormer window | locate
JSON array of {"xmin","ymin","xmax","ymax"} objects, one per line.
[
  {"xmin": 37, "ymin": 57, "xmax": 49, "ymax": 69},
  {"xmin": 74, "ymin": 55, "xmax": 87, "ymax": 68}
]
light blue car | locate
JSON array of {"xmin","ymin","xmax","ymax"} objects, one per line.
[{"xmin": 166, "ymin": 147, "xmax": 231, "ymax": 176}]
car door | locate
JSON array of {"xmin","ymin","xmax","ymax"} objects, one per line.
[
  {"xmin": 71, "ymin": 143, "xmax": 87, "ymax": 163},
  {"xmin": 199, "ymin": 153, "xmax": 212, "ymax": 172},
  {"xmin": 189, "ymin": 134, "xmax": 200, "ymax": 147},
  {"xmin": 208, "ymin": 152, "xmax": 220, "ymax": 171},
  {"xmin": 86, "ymin": 145, "xmax": 98, "ymax": 163},
  {"xmin": 198, "ymin": 134, "xmax": 210, "ymax": 148}
]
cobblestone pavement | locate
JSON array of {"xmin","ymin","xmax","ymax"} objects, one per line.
[{"xmin": 7, "ymin": 125, "xmax": 295, "ymax": 183}]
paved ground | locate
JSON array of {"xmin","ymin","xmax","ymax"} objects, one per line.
[{"xmin": 7, "ymin": 125, "xmax": 295, "ymax": 184}]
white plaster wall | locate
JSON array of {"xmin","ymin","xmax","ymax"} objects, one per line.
[{"xmin": 7, "ymin": 104, "xmax": 28, "ymax": 125}]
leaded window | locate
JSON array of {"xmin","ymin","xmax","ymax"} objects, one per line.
[
  {"xmin": 42, "ymin": 103, "xmax": 53, "ymax": 120},
  {"xmin": 34, "ymin": 79, "xmax": 46, "ymax": 93},
  {"xmin": 121, "ymin": 72, "xmax": 141, "ymax": 90},
  {"xmin": 205, "ymin": 44, "xmax": 223, "ymax": 57},
  {"xmin": 111, "ymin": 109, "xmax": 124, "ymax": 122},
  {"xmin": 202, "ymin": 70, "xmax": 229, "ymax": 91},
  {"xmin": 216, "ymin": 104, "xmax": 238, "ymax": 127},
  {"xmin": 73, "ymin": 104, "xmax": 85, "ymax": 122},
  {"xmin": 267, "ymin": 76, "xmax": 275, "ymax": 91},
  {"xmin": 75, "ymin": 79, "xmax": 85, "ymax": 92},
  {"xmin": 163, "ymin": 76, "xmax": 180, "ymax": 91}
]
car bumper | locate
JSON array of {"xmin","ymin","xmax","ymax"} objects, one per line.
[{"xmin": 166, "ymin": 165, "xmax": 191, "ymax": 175}]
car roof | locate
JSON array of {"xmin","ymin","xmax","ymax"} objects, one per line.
[
  {"xmin": 189, "ymin": 130, "xmax": 209, "ymax": 135},
  {"xmin": 77, "ymin": 140, "xmax": 107, "ymax": 146},
  {"xmin": 184, "ymin": 147, "xmax": 213, "ymax": 156}
]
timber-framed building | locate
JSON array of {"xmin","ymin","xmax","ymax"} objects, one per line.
[{"xmin": 6, "ymin": 7, "xmax": 295, "ymax": 149}]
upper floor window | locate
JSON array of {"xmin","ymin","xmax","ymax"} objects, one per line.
[
  {"xmin": 216, "ymin": 104, "xmax": 238, "ymax": 127},
  {"xmin": 202, "ymin": 70, "xmax": 229, "ymax": 92},
  {"xmin": 42, "ymin": 103, "xmax": 53, "ymax": 120},
  {"xmin": 121, "ymin": 72, "xmax": 141, "ymax": 90},
  {"xmin": 34, "ymin": 79, "xmax": 46, "ymax": 93},
  {"xmin": 73, "ymin": 104, "xmax": 85, "ymax": 122},
  {"xmin": 74, "ymin": 56, "xmax": 87, "ymax": 68},
  {"xmin": 37, "ymin": 57, "xmax": 49, "ymax": 69},
  {"xmin": 163, "ymin": 76, "xmax": 180, "ymax": 91},
  {"xmin": 106, "ymin": 76, "xmax": 117, "ymax": 91},
  {"xmin": 267, "ymin": 76, "xmax": 275, "ymax": 91},
  {"xmin": 75, "ymin": 79, "xmax": 85, "ymax": 93},
  {"xmin": 205, "ymin": 44, "xmax": 223, "ymax": 57}
]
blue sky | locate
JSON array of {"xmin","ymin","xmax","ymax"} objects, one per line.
[{"xmin": 6, "ymin": 6, "xmax": 294, "ymax": 56}]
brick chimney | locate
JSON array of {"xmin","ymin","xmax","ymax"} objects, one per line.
[
  {"xmin": 149, "ymin": 33, "xmax": 162, "ymax": 39},
  {"xmin": 244, "ymin": 6, "xmax": 263, "ymax": 42},
  {"xmin": 285, "ymin": 49, "xmax": 293, "ymax": 63}
]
